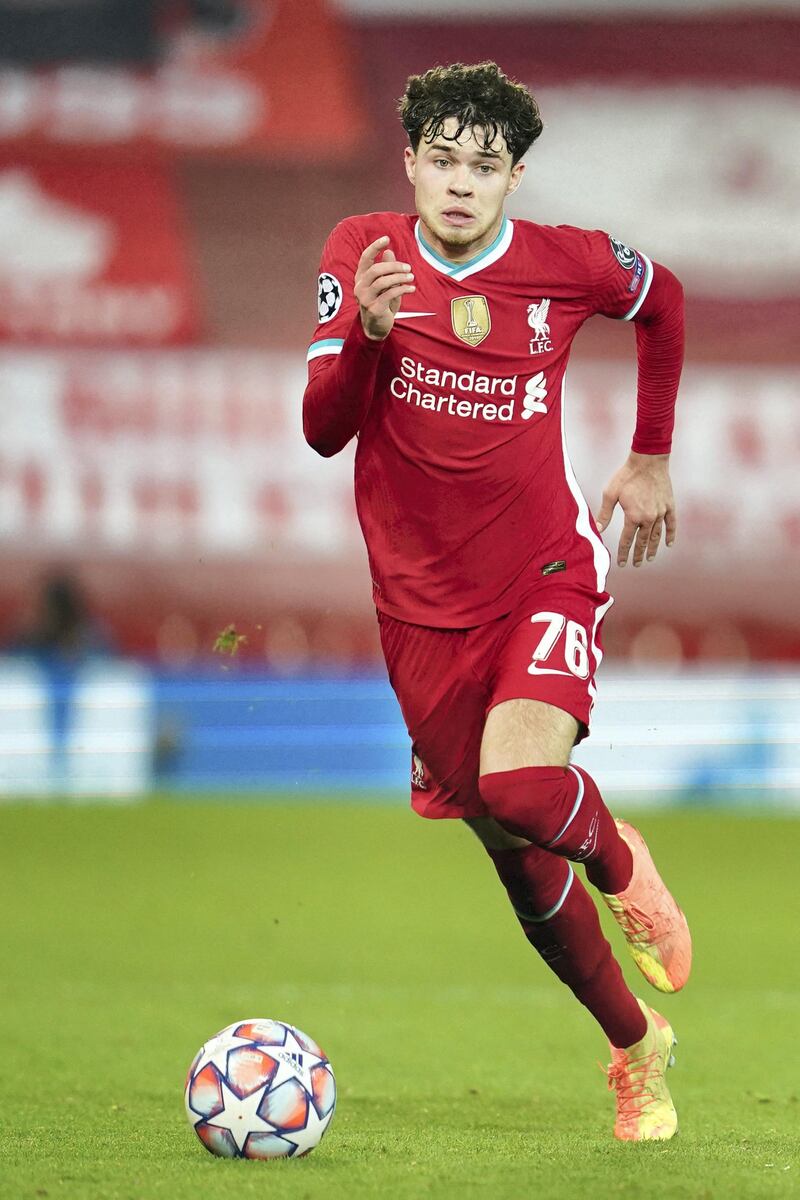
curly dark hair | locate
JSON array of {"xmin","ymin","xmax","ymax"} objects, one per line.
[{"xmin": 398, "ymin": 61, "xmax": 543, "ymax": 165}]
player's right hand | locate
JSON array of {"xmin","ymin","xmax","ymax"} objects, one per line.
[{"xmin": 354, "ymin": 237, "xmax": 415, "ymax": 341}]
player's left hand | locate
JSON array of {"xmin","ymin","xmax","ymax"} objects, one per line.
[{"xmin": 595, "ymin": 452, "xmax": 676, "ymax": 567}]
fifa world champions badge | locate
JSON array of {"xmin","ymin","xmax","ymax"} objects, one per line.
[{"xmin": 451, "ymin": 295, "xmax": 491, "ymax": 347}]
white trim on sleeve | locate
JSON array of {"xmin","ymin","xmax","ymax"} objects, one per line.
[{"xmin": 622, "ymin": 253, "xmax": 654, "ymax": 321}]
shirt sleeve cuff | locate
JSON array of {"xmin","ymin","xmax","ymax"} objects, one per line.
[{"xmin": 345, "ymin": 313, "xmax": 388, "ymax": 354}]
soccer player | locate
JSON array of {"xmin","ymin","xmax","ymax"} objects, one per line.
[{"xmin": 303, "ymin": 61, "xmax": 691, "ymax": 1141}]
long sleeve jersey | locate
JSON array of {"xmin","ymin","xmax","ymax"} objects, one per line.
[{"xmin": 303, "ymin": 213, "xmax": 684, "ymax": 627}]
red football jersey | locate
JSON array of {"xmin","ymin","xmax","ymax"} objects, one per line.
[{"xmin": 306, "ymin": 212, "xmax": 659, "ymax": 628}]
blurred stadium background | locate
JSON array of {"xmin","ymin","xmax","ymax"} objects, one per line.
[{"xmin": 0, "ymin": 0, "xmax": 798, "ymax": 803}]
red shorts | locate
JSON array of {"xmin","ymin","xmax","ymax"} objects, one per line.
[{"xmin": 378, "ymin": 578, "xmax": 613, "ymax": 821}]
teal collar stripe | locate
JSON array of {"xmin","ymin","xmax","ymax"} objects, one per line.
[{"xmin": 416, "ymin": 216, "xmax": 508, "ymax": 275}]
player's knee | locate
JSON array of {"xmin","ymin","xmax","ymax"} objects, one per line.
[
  {"xmin": 478, "ymin": 765, "xmax": 573, "ymax": 844},
  {"xmin": 463, "ymin": 815, "xmax": 530, "ymax": 850}
]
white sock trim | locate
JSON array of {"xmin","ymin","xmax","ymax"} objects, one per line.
[
  {"xmin": 544, "ymin": 765, "xmax": 584, "ymax": 847},
  {"xmin": 513, "ymin": 864, "xmax": 575, "ymax": 924}
]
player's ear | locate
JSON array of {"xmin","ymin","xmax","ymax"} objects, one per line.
[
  {"xmin": 404, "ymin": 146, "xmax": 417, "ymax": 186},
  {"xmin": 506, "ymin": 160, "xmax": 525, "ymax": 197}
]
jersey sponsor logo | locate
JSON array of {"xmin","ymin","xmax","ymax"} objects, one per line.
[
  {"xmin": 390, "ymin": 355, "xmax": 516, "ymax": 422},
  {"xmin": 451, "ymin": 295, "xmax": 490, "ymax": 347},
  {"xmin": 609, "ymin": 236, "xmax": 637, "ymax": 270},
  {"xmin": 317, "ymin": 272, "xmax": 343, "ymax": 323},
  {"xmin": 522, "ymin": 372, "xmax": 549, "ymax": 418},
  {"xmin": 527, "ymin": 298, "xmax": 553, "ymax": 354}
]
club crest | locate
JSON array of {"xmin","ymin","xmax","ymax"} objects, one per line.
[
  {"xmin": 451, "ymin": 295, "xmax": 491, "ymax": 347},
  {"xmin": 527, "ymin": 297, "xmax": 553, "ymax": 354},
  {"xmin": 411, "ymin": 753, "xmax": 429, "ymax": 790}
]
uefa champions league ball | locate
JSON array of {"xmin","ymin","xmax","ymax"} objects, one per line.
[{"xmin": 185, "ymin": 1018, "xmax": 336, "ymax": 1160}]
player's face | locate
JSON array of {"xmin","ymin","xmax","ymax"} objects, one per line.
[{"xmin": 404, "ymin": 118, "xmax": 524, "ymax": 261}]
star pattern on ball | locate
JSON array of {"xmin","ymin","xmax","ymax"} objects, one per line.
[
  {"xmin": 280, "ymin": 1097, "xmax": 330, "ymax": 1153},
  {"xmin": 193, "ymin": 1028, "xmax": 253, "ymax": 1077},
  {"xmin": 204, "ymin": 1076, "xmax": 275, "ymax": 1153},
  {"xmin": 268, "ymin": 1027, "xmax": 326, "ymax": 1097}
]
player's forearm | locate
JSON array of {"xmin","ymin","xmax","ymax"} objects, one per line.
[
  {"xmin": 303, "ymin": 317, "xmax": 386, "ymax": 457},
  {"xmin": 631, "ymin": 265, "xmax": 685, "ymax": 456}
]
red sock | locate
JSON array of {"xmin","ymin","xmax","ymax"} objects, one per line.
[
  {"xmin": 488, "ymin": 842, "xmax": 646, "ymax": 1048},
  {"xmin": 480, "ymin": 765, "xmax": 633, "ymax": 894}
]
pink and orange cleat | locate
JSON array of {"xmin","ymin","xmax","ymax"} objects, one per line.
[
  {"xmin": 602, "ymin": 819, "xmax": 692, "ymax": 994},
  {"xmin": 606, "ymin": 1000, "xmax": 678, "ymax": 1141}
]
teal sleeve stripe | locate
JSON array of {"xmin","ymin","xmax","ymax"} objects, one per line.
[{"xmin": 307, "ymin": 338, "xmax": 345, "ymax": 361}]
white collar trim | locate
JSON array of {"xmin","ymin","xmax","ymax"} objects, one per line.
[{"xmin": 414, "ymin": 217, "xmax": 515, "ymax": 281}]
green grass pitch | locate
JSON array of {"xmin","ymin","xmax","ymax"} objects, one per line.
[{"xmin": 0, "ymin": 798, "xmax": 797, "ymax": 1199}]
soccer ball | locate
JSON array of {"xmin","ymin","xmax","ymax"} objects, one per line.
[{"xmin": 185, "ymin": 1018, "xmax": 336, "ymax": 1160}]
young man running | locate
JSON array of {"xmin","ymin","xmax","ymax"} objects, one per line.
[{"xmin": 303, "ymin": 61, "xmax": 691, "ymax": 1141}]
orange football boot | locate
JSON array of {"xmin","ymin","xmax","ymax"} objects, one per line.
[
  {"xmin": 601, "ymin": 819, "xmax": 692, "ymax": 993},
  {"xmin": 606, "ymin": 1000, "xmax": 678, "ymax": 1141}
]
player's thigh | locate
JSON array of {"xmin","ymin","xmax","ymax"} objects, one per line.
[
  {"xmin": 480, "ymin": 582, "xmax": 612, "ymax": 773},
  {"xmin": 480, "ymin": 698, "xmax": 578, "ymax": 774},
  {"xmin": 377, "ymin": 611, "xmax": 488, "ymax": 819}
]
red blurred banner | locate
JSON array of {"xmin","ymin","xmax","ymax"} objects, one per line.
[
  {"xmin": 0, "ymin": 1, "xmax": 367, "ymax": 159},
  {"xmin": 0, "ymin": 348, "xmax": 798, "ymax": 660},
  {"xmin": 0, "ymin": 158, "xmax": 199, "ymax": 345},
  {"xmin": 0, "ymin": 348, "xmax": 797, "ymax": 605}
]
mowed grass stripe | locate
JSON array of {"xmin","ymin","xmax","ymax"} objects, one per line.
[{"xmin": 0, "ymin": 800, "xmax": 797, "ymax": 1199}]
